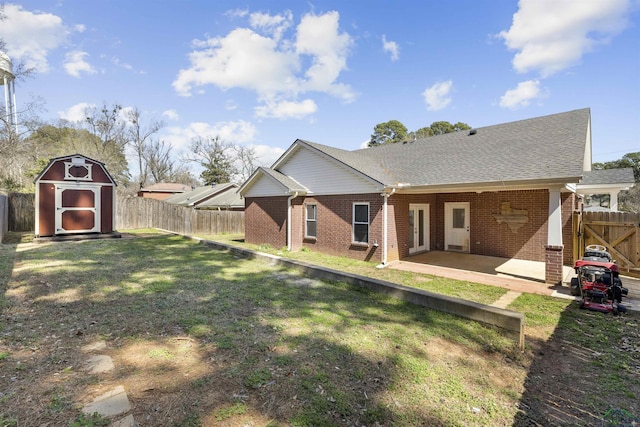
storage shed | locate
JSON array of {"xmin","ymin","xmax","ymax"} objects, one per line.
[{"xmin": 34, "ymin": 154, "xmax": 117, "ymax": 238}]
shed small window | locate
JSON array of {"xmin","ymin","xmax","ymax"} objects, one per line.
[
  {"xmin": 305, "ymin": 204, "xmax": 317, "ymax": 238},
  {"xmin": 353, "ymin": 203, "xmax": 369, "ymax": 244}
]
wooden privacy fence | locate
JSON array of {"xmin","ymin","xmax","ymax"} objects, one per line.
[
  {"xmin": 0, "ymin": 193, "xmax": 8, "ymax": 242},
  {"xmin": 574, "ymin": 210, "xmax": 640, "ymax": 275},
  {"xmin": 7, "ymin": 192, "xmax": 35, "ymax": 232},
  {"xmin": 116, "ymin": 196, "xmax": 244, "ymax": 236}
]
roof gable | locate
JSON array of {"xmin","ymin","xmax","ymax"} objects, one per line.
[
  {"xmin": 239, "ymin": 167, "xmax": 307, "ymax": 197},
  {"xmin": 34, "ymin": 153, "xmax": 116, "ymax": 185}
]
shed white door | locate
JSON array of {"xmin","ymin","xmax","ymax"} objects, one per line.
[
  {"xmin": 445, "ymin": 202, "xmax": 470, "ymax": 252},
  {"xmin": 409, "ymin": 203, "xmax": 429, "ymax": 254},
  {"xmin": 55, "ymin": 184, "xmax": 101, "ymax": 234}
]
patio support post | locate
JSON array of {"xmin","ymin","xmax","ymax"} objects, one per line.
[
  {"xmin": 377, "ymin": 189, "xmax": 394, "ymax": 268},
  {"xmin": 545, "ymin": 188, "xmax": 564, "ymax": 285},
  {"xmin": 609, "ymin": 190, "xmax": 620, "ymax": 211},
  {"xmin": 287, "ymin": 192, "xmax": 299, "ymax": 251}
]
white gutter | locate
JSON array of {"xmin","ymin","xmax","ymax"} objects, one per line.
[{"xmin": 287, "ymin": 192, "xmax": 299, "ymax": 251}]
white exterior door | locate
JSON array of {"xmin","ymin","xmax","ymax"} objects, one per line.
[
  {"xmin": 409, "ymin": 204, "xmax": 429, "ymax": 254},
  {"xmin": 445, "ymin": 202, "xmax": 470, "ymax": 252},
  {"xmin": 55, "ymin": 184, "xmax": 101, "ymax": 234}
]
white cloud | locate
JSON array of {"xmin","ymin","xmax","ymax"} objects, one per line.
[
  {"xmin": 58, "ymin": 102, "xmax": 95, "ymax": 122},
  {"xmin": 423, "ymin": 80, "xmax": 453, "ymax": 111},
  {"xmin": 163, "ymin": 120, "xmax": 257, "ymax": 151},
  {"xmin": 0, "ymin": 4, "xmax": 69, "ymax": 72},
  {"xmin": 249, "ymin": 10, "xmax": 293, "ymax": 41},
  {"xmin": 251, "ymin": 144, "xmax": 286, "ymax": 167},
  {"xmin": 255, "ymin": 99, "xmax": 317, "ymax": 119},
  {"xmin": 225, "ymin": 8, "xmax": 249, "ymax": 19},
  {"xmin": 499, "ymin": 80, "xmax": 543, "ymax": 109},
  {"xmin": 295, "ymin": 11, "xmax": 355, "ymax": 101},
  {"xmin": 162, "ymin": 109, "xmax": 179, "ymax": 121},
  {"xmin": 64, "ymin": 51, "xmax": 96, "ymax": 77},
  {"xmin": 74, "ymin": 24, "xmax": 86, "ymax": 33},
  {"xmin": 173, "ymin": 10, "xmax": 355, "ymax": 112},
  {"xmin": 382, "ymin": 34, "xmax": 399, "ymax": 61},
  {"xmin": 498, "ymin": 0, "xmax": 631, "ymax": 77},
  {"xmin": 173, "ymin": 28, "xmax": 299, "ymax": 97}
]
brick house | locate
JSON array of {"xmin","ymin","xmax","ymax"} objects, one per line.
[{"xmin": 238, "ymin": 108, "xmax": 634, "ymax": 284}]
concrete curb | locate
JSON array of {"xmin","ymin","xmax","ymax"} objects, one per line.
[{"xmin": 173, "ymin": 232, "xmax": 525, "ymax": 350}]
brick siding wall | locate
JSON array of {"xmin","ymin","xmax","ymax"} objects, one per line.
[
  {"xmin": 246, "ymin": 189, "xmax": 576, "ymax": 266},
  {"xmin": 295, "ymin": 194, "xmax": 384, "ymax": 263},
  {"xmin": 244, "ymin": 196, "xmax": 288, "ymax": 249}
]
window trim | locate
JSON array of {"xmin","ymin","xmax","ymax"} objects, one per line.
[
  {"xmin": 352, "ymin": 202, "xmax": 370, "ymax": 244},
  {"xmin": 305, "ymin": 203, "xmax": 317, "ymax": 239}
]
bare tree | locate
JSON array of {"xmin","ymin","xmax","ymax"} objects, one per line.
[
  {"xmin": 234, "ymin": 145, "xmax": 258, "ymax": 183},
  {"xmin": 125, "ymin": 107, "xmax": 164, "ymax": 190},
  {"xmin": 83, "ymin": 103, "xmax": 130, "ymax": 184}
]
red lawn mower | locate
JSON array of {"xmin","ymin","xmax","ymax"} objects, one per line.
[{"xmin": 570, "ymin": 245, "xmax": 628, "ymax": 315}]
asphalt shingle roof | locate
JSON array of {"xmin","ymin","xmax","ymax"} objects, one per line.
[
  {"xmin": 196, "ymin": 190, "xmax": 244, "ymax": 209},
  {"xmin": 581, "ymin": 168, "xmax": 635, "ymax": 185},
  {"xmin": 296, "ymin": 108, "xmax": 591, "ymax": 187},
  {"xmin": 257, "ymin": 167, "xmax": 308, "ymax": 193},
  {"xmin": 164, "ymin": 183, "xmax": 236, "ymax": 206}
]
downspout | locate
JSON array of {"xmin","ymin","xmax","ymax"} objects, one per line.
[
  {"xmin": 377, "ymin": 188, "xmax": 396, "ymax": 268},
  {"xmin": 287, "ymin": 192, "xmax": 299, "ymax": 251}
]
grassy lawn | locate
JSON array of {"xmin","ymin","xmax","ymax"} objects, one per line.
[{"xmin": 0, "ymin": 230, "xmax": 638, "ymax": 426}]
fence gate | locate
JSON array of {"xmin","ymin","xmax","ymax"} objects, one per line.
[{"xmin": 575, "ymin": 211, "xmax": 640, "ymax": 276}]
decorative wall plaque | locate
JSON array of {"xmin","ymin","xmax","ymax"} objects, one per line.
[{"xmin": 493, "ymin": 202, "xmax": 528, "ymax": 233}]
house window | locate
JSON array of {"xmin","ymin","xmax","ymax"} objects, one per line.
[
  {"xmin": 353, "ymin": 202, "xmax": 369, "ymax": 244},
  {"xmin": 305, "ymin": 204, "xmax": 317, "ymax": 238}
]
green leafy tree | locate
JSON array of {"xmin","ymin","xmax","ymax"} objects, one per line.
[
  {"xmin": 428, "ymin": 121, "xmax": 471, "ymax": 135},
  {"xmin": 370, "ymin": 120, "xmax": 472, "ymax": 147},
  {"xmin": 186, "ymin": 136, "xmax": 236, "ymax": 185},
  {"xmin": 408, "ymin": 127, "xmax": 433, "ymax": 140},
  {"xmin": 369, "ymin": 120, "xmax": 408, "ymax": 147}
]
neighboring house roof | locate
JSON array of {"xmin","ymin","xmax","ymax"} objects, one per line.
[
  {"xmin": 164, "ymin": 183, "xmax": 238, "ymax": 207},
  {"xmin": 139, "ymin": 183, "xmax": 190, "ymax": 193},
  {"xmin": 576, "ymin": 168, "xmax": 636, "ymax": 198},
  {"xmin": 196, "ymin": 189, "xmax": 244, "ymax": 209},
  {"xmin": 580, "ymin": 169, "xmax": 635, "ymax": 186}
]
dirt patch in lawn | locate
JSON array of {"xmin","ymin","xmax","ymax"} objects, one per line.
[{"xmin": 0, "ymin": 233, "xmax": 638, "ymax": 426}]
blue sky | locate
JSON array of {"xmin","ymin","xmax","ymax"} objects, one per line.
[{"xmin": 1, "ymin": 0, "xmax": 639, "ymax": 178}]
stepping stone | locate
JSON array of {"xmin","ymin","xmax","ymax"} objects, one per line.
[
  {"xmin": 85, "ymin": 355, "xmax": 115, "ymax": 374},
  {"xmin": 82, "ymin": 341, "xmax": 107, "ymax": 352},
  {"xmin": 111, "ymin": 414, "xmax": 138, "ymax": 427},
  {"xmin": 491, "ymin": 290, "xmax": 522, "ymax": 309},
  {"xmin": 82, "ymin": 385, "xmax": 131, "ymax": 417}
]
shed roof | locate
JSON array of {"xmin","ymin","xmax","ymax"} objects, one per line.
[{"xmin": 34, "ymin": 153, "xmax": 116, "ymax": 185}]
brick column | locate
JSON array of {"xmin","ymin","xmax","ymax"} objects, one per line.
[{"xmin": 545, "ymin": 245, "xmax": 564, "ymax": 285}]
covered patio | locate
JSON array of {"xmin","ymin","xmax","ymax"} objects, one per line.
[{"xmin": 389, "ymin": 251, "xmax": 576, "ymax": 297}]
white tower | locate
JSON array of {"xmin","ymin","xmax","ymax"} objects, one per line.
[{"xmin": 0, "ymin": 51, "xmax": 18, "ymax": 133}]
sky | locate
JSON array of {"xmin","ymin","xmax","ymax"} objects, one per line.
[{"xmin": 1, "ymin": 0, "xmax": 639, "ymax": 180}]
